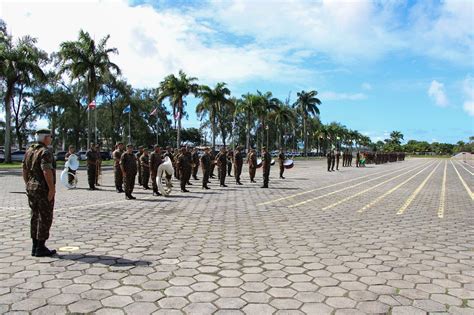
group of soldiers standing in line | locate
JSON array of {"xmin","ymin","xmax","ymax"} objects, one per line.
[
  {"xmin": 326, "ymin": 150, "xmax": 406, "ymax": 172},
  {"xmin": 99, "ymin": 143, "xmax": 287, "ymax": 200}
]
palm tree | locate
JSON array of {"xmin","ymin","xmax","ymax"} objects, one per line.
[
  {"xmin": 293, "ymin": 90, "xmax": 322, "ymax": 156},
  {"xmin": 0, "ymin": 35, "xmax": 47, "ymax": 162},
  {"xmin": 270, "ymin": 101, "xmax": 296, "ymax": 149},
  {"xmin": 158, "ymin": 70, "xmax": 199, "ymax": 148},
  {"xmin": 237, "ymin": 93, "xmax": 260, "ymax": 152},
  {"xmin": 256, "ymin": 91, "xmax": 279, "ymax": 149},
  {"xmin": 390, "ymin": 131, "xmax": 404, "ymax": 146},
  {"xmin": 57, "ymin": 29, "xmax": 120, "ymax": 147},
  {"xmin": 196, "ymin": 82, "xmax": 231, "ymax": 150}
]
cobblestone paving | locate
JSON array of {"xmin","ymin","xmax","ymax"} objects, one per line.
[{"xmin": 0, "ymin": 158, "xmax": 472, "ymax": 314}]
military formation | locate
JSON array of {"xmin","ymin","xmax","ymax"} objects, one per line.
[{"xmin": 327, "ymin": 150, "xmax": 406, "ymax": 171}]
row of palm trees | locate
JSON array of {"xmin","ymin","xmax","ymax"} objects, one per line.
[{"xmin": 1, "ymin": 25, "xmax": 372, "ymax": 162}]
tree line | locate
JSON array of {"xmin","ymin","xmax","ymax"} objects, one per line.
[{"xmin": 1, "ymin": 22, "xmax": 471, "ymax": 163}]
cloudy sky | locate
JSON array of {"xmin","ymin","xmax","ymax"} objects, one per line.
[{"xmin": 1, "ymin": 0, "xmax": 473, "ymax": 143}]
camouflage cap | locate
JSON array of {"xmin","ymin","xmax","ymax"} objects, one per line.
[{"xmin": 36, "ymin": 128, "xmax": 51, "ymax": 135}]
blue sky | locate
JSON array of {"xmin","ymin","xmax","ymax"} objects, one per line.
[{"xmin": 2, "ymin": 0, "xmax": 473, "ymax": 144}]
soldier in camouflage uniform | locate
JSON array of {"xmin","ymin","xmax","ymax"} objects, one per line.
[
  {"xmin": 191, "ymin": 147, "xmax": 200, "ymax": 180},
  {"xmin": 136, "ymin": 146, "xmax": 144, "ymax": 186},
  {"xmin": 150, "ymin": 145, "xmax": 162, "ymax": 196},
  {"xmin": 121, "ymin": 144, "xmax": 138, "ymax": 200},
  {"xmin": 278, "ymin": 148, "xmax": 286, "ymax": 179},
  {"xmin": 227, "ymin": 149, "xmax": 233, "ymax": 177},
  {"xmin": 112, "ymin": 142, "xmax": 125, "ymax": 193},
  {"xmin": 177, "ymin": 147, "xmax": 192, "ymax": 192},
  {"xmin": 261, "ymin": 147, "xmax": 271, "ymax": 188},
  {"xmin": 22, "ymin": 129, "xmax": 57, "ymax": 257},
  {"xmin": 95, "ymin": 144, "xmax": 102, "ymax": 186},
  {"xmin": 86, "ymin": 143, "xmax": 99, "ymax": 190},
  {"xmin": 216, "ymin": 147, "xmax": 228, "ymax": 187},
  {"xmin": 233, "ymin": 146, "xmax": 243, "ymax": 185},
  {"xmin": 140, "ymin": 148, "xmax": 151, "ymax": 190},
  {"xmin": 248, "ymin": 149, "xmax": 257, "ymax": 183},
  {"xmin": 200, "ymin": 147, "xmax": 211, "ymax": 189}
]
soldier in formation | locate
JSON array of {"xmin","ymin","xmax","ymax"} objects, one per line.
[
  {"xmin": 216, "ymin": 147, "xmax": 228, "ymax": 187},
  {"xmin": 200, "ymin": 147, "xmax": 211, "ymax": 190},
  {"xmin": 191, "ymin": 147, "xmax": 200, "ymax": 180},
  {"xmin": 136, "ymin": 146, "xmax": 144, "ymax": 186},
  {"xmin": 278, "ymin": 148, "xmax": 286, "ymax": 179},
  {"xmin": 86, "ymin": 143, "xmax": 99, "ymax": 190},
  {"xmin": 95, "ymin": 144, "xmax": 102, "ymax": 186},
  {"xmin": 121, "ymin": 144, "xmax": 137, "ymax": 200},
  {"xmin": 248, "ymin": 148, "xmax": 257, "ymax": 183},
  {"xmin": 261, "ymin": 147, "xmax": 271, "ymax": 188},
  {"xmin": 140, "ymin": 148, "xmax": 150, "ymax": 190},
  {"xmin": 22, "ymin": 129, "xmax": 57, "ymax": 257},
  {"xmin": 227, "ymin": 149, "xmax": 233, "ymax": 177},
  {"xmin": 233, "ymin": 146, "xmax": 243, "ymax": 185},
  {"xmin": 112, "ymin": 142, "xmax": 125, "ymax": 193},
  {"xmin": 150, "ymin": 145, "xmax": 162, "ymax": 196},
  {"xmin": 177, "ymin": 147, "xmax": 192, "ymax": 192}
]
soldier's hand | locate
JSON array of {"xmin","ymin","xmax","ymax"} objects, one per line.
[{"xmin": 48, "ymin": 187, "xmax": 55, "ymax": 202}]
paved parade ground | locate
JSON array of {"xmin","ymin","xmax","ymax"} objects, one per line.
[{"xmin": 0, "ymin": 158, "xmax": 473, "ymax": 314}]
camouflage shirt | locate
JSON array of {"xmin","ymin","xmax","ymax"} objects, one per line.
[
  {"xmin": 121, "ymin": 152, "xmax": 137, "ymax": 174},
  {"xmin": 22, "ymin": 142, "xmax": 55, "ymax": 193}
]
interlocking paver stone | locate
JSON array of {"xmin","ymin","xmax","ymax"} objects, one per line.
[{"xmin": 0, "ymin": 159, "xmax": 472, "ymax": 314}]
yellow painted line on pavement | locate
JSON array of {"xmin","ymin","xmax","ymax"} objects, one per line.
[
  {"xmin": 257, "ymin": 162, "xmax": 422, "ymax": 206},
  {"xmin": 450, "ymin": 160, "xmax": 474, "ymax": 201},
  {"xmin": 438, "ymin": 161, "xmax": 447, "ymax": 219},
  {"xmin": 455, "ymin": 160, "xmax": 474, "ymax": 176},
  {"xmin": 287, "ymin": 162, "xmax": 428, "ymax": 209},
  {"xmin": 395, "ymin": 162, "xmax": 441, "ymax": 215},
  {"xmin": 322, "ymin": 161, "xmax": 434, "ymax": 211}
]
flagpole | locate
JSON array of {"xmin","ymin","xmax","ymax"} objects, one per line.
[
  {"xmin": 128, "ymin": 110, "xmax": 131, "ymax": 145},
  {"xmin": 94, "ymin": 106, "xmax": 97, "ymax": 145}
]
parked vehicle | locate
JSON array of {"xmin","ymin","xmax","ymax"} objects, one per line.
[
  {"xmin": 0, "ymin": 150, "xmax": 4, "ymax": 163},
  {"xmin": 11, "ymin": 150, "xmax": 26, "ymax": 162},
  {"xmin": 100, "ymin": 151, "xmax": 111, "ymax": 160},
  {"xmin": 77, "ymin": 151, "xmax": 87, "ymax": 161},
  {"xmin": 55, "ymin": 151, "xmax": 67, "ymax": 161}
]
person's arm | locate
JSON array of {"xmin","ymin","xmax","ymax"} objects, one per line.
[
  {"xmin": 41, "ymin": 151, "xmax": 56, "ymax": 201},
  {"xmin": 22, "ymin": 164, "xmax": 28, "ymax": 185}
]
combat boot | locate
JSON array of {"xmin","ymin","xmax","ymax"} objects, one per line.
[
  {"xmin": 35, "ymin": 240, "xmax": 56, "ymax": 257},
  {"xmin": 31, "ymin": 239, "xmax": 38, "ymax": 257}
]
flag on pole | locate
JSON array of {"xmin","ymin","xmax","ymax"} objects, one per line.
[
  {"xmin": 150, "ymin": 108, "xmax": 158, "ymax": 116},
  {"xmin": 88, "ymin": 100, "xmax": 96, "ymax": 109},
  {"xmin": 123, "ymin": 105, "xmax": 131, "ymax": 114}
]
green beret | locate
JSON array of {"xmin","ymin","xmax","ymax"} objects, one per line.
[{"xmin": 36, "ymin": 128, "xmax": 51, "ymax": 135}]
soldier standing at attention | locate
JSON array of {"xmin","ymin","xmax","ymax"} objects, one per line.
[
  {"xmin": 65, "ymin": 145, "xmax": 76, "ymax": 186},
  {"xmin": 136, "ymin": 146, "xmax": 144, "ymax": 186},
  {"xmin": 112, "ymin": 143, "xmax": 125, "ymax": 193},
  {"xmin": 326, "ymin": 150, "xmax": 332, "ymax": 172},
  {"xmin": 336, "ymin": 149, "xmax": 340, "ymax": 171},
  {"xmin": 200, "ymin": 147, "xmax": 211, "ymax": 189},
  {"xmin": 22, "ymin": 129, "xmax": 57, "ymax": 257},
  {"xmin": 331, "ymin": 150, "xmax": 336, "ymax": 171},
  {"xmin": 227, "ymin": 149, "xmax": 233, "ymax": 177},
  {"xmin": 150, "ymin": 145, "xmax": 162, "ymax": 196},
  {"xmin": 178, "ymin": 147, "xmax": 192, "ymax": 192},
  {"xmin": 140, "ymin": 148, "xmax": 151, "ymax": 190},
  {"xmin": 191, "ymin": 147, "xmax": 200, "ymax": 180},
  {"xmin": 216, "ymin": 147, "xmax": 228, "ymax": 187},
  {"xmin": 261, "ymin": 147, "xmax": 271, "ymax": 188},
  {"xmin": 185, "ymin": 147, "xmax": 193, "ymax": 185},
  {"xmin": 121, "ymin": 144, "xmax": 137, "ymax": 200},
  {"xmin": 173, "ymin": 148, "xmax": 181, "ymax": 180},
  {"xmin": 356, "ymin": 151, "xmax": 360, "ymax": 168},
  {"xmin": 86, "ymin": 143, "xmax": 99, "ymax": 190},
  {"xmin": 278, "ymin": 148, "xmax": 286, "ymax": 179},
  {"xmin": 210, "ymin": 149, "xmax": 216, "ymax": 179},
  {"xmin": 234, "ymin": 146, "xmax": 243, "ymax": 185},
  {"xmin": 95, "ymin": 144, "xmax": 102, "ymax": 186},
  {"xmin": 248, "ymin": 149, "xmax": 257, "ymax": 183}
]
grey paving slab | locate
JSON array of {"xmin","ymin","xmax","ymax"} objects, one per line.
[{"xmin": 0, "ymin": 158, "xmax": 473, "ymax": 313}]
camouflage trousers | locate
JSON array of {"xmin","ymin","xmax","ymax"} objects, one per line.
[
  {"xmin": 114, "ymin": 166, "xmax": 123, "ymax": 188},
  {"xmin": 263, "ymin": 168, "xmax": 270, "ymax": 187},
  {"xmin": 142, "ymin": 170, "xmax": 150, "ymax": 188},
  {"xmin": 87, "ymin": 165, "xmax": 96, "ymax": 188},
  {"xmin": 249, "ymin": 167, "xmax": 256, "ymax": 181},
  {"xmin": 202, "ymin": 168, "xmax": 210, "ymax": 187},
  {"xmin": 234, "ymin": 164, "xmax": 242, "ymax": 182},
  {"xmin": 192, "ymin": 165, "xmax": 199, "ymax": 179},
  {"xmin": 180, "ymin": 169, "xmax": 191, "ymax": 191},
  {"xmin": 27, "ymin": 191, "xmax": 54, "ymax": 240},
  {"xmin": 151, "ymin": 172, "xmax": 158, "ymax": 192},
  {"xmin": 124, "ymin": 173, "xmax": 136, "ymax": 195}
]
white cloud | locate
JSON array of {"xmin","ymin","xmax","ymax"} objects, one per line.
[
  {"xmin": 0, "ymin": 0, "xmax": 308, "ymax": 88},
  {"xmin": 320, "ymin": 91, "xmax": 367, "ymax": 101},
  {"xmin": 428, "ymin": 80, "xmax": 449, "ymax": 107},
  {"xmin": 361, "ymin": 83, "xmax": 372, "ymax": 91},
  {"xmin": 462, "ymin": 76, "xmax": 474, "ymax": 116}
]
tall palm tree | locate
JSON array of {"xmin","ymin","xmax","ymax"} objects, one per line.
[
  {"xmin": 293, "ymin": 90, "xmax": 322, "ymax": 156},
  {"xmin": 270, "ymin": 101, "xmax": 296, "ymax": 149},
  {"xmin": 158, "ymin": 70, "xmax": 199, "ymax": 148},
  {"xmin": 237, "ymin": 93, "xmax": 260, "ymax": 152},
  {"xmin": 0, "ymin": 35, "xmax": 47, "ymax": 162},
  {"xmin": 390, "ymin": 131, "xmax": 404, "ymax": 146},
  {"xmin": 256, "ymin": 91, "xmax": 279, "ymax": 149},
  {"xmin": 57, "ymin": 29, "xmax": 120, "ymax": 147},
  {"xmin": 196, "ymin": 82, "xmax": 231, "ymax": 150}
]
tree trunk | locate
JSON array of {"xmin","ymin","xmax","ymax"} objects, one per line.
[
  {"xmin": 177, "ymin": 98, "xmax": 182, "ymax": 148},
  {"xmin": 211, "ymin": 112, "xmax": 216, "ymax": 151},
  {"xmin": 4, "ymin": 83, "xmax": 13, "ymax": 163},
  {"xmin": 246, "ymin": 115, "xmax": 250, "ymax": 153},
  {"xmin": 303, "ymin": 116, "xmax": 307, "ymax": 157}
]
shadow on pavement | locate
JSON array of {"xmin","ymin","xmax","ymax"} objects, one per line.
[{"xmin": 57, "ymin": 254, "xmax": 151, "ymax": 266}]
